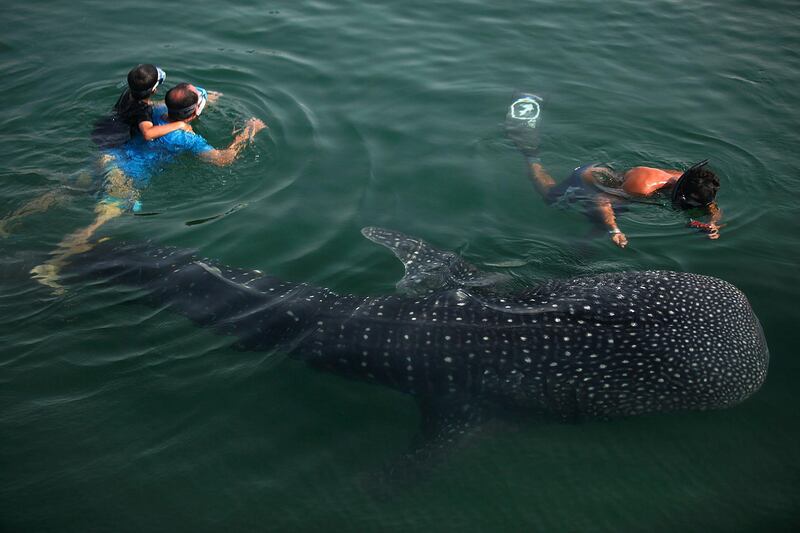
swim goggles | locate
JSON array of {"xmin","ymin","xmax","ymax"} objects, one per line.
[
  {"xmin": 171, "ymin": 85, "xmax": 208, "ymax": 117},
  {"xmin": 154, "ymin": 66, "xmax": 167, "ymax": 89},
  {"xmin": 194, "ymin": 86, "xmax": 208, "ymax": 116}
]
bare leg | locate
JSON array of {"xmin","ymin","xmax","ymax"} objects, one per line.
[
  {"xmin": 30, "ymin": 202, "xmax": 123, "ymax": 292},
  {"xmin": 505, "ymin": 93, "xmax": 555, "ymax": 199},
  {"xmin": 0, "ymin": 155, "xmax": 108, "ymax": 238},
  {"xmin": 0, "ymin": 190, "xmax": 67, "ymax": 238}
]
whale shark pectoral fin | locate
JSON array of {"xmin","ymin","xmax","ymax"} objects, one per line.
[
  {"xmin": 361, "ymin": 226, "xmax": 510, "ymax": 296},
  {"xmin": 365, "ymin": 394, "xmax": 490, "ymax": 496},
  {"xmin": 417, "ymin": 394, "xmax": 488, "ymax": 443}
]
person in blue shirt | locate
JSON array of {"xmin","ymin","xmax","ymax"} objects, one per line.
[
  {"xmin": 0, "ymin": 64, "xmax": 193, "ymax": 238},
  {"xmin": 31, "ymin": 82, "xmax": 267, "ymax": 291}
]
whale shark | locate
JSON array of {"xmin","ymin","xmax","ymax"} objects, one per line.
[{"xmin": 62, "ymin": 227, "xmax": 768, "ymax": 449}]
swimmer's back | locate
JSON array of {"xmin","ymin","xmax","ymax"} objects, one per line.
[
  {"xmin": 622, "ymin": 166, "xmax": 682, "ymax": 197},
  {"xmin": 149, "ymin": 105, "xmax": 213, "ymax": 156},
  {"xmin": 103, "ymin": 105, "xmax": 213, "ymax": 186}
]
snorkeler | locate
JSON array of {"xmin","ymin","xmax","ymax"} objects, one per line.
[
  {"xmin": 30, "ymin": 82, "xmax": 267, "ymax": 291},
  {"xmin": 0, "ymin": 64, "xmax": 201, "ymax": 237},
  {"xmin": 505, "ymin": 93, "xmax": 723, "ymax": 249},
  {"xmin": 97, "ymin": 63, "xmax": 191, "ymax": 145}
]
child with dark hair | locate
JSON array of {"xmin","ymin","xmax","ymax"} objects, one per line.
[{"xmin": 92, "ymin": 64, "xmax": 189, "ymax": 148}]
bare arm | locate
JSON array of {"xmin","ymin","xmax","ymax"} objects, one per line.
[
  {"xmin": 596, "ymin": 196, "xmax": 627, "ymax": 248},
  {"xmin": 707, "ymin": 202, "xmax": 723, "ymax": 240},
  {"xmin": 139, "ymin": 120, "xmax": 188, "ymax": 141},
  {"xmin": 688, "ymin": 203, "xmax": 724, "ymax": 240},
  {"xmin": 200, "ymin": 118, "xmax": 267, "ymax": 167},
  {"xmin": 709, "ymin": 202, "xmax": 722, "ymax": 225},
  {"xmin": 206, "ymin": 91, "xmax": 223, "ymax": 104}
]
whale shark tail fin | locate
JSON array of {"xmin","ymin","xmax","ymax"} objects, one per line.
[
  {"xmin": 361, "ymin": 227, "xmax": 510, "ymax": 296},
  {"xmin": 505, "ymin": 91, "xmax": 544, "ymax": 161}
]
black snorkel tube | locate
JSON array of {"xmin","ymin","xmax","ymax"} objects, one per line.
[{"xmin": 671, "ymin": 159, "xmax": 710, "ymax": 210}]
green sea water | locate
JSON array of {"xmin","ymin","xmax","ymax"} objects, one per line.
[{"xmin": 1, "ymin": 0, "xmax": 799, "ymax": 531}]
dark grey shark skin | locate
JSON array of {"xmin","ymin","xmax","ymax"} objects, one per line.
[{"xmin": 63, "ymin": 228, "xmax": 768, "ymax": 425}]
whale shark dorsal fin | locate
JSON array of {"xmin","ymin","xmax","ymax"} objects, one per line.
[{"xmin": 361, "ymin": 227, "xmax": 510, "ymax": 296}]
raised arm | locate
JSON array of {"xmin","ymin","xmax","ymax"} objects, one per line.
[
  {"xmin": 200, "ymin": 118, "xmax": 267, "ymax": 167},
  {"xmin": 596, "ymin": 196, "xmax": 628, "ymax": 248}
]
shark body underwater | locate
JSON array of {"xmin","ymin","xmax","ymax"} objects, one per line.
[{"xmin": 64, "ymin": 227, "xmax": 768, "ymax": 449}]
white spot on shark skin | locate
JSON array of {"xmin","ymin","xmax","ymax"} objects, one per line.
[{"xmin": 126, "ymin": 233, "xmax": 766, "ymax": 421}]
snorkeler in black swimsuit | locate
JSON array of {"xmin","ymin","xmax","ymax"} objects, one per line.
[{"xmin": 505, "ymin": 93, "xmax": 723, "ymax": 248}]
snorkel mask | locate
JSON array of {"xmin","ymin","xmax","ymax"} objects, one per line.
[
  {"xmin": 671, "ymin": 159, "xmax": 712, "ymax": 209},
  {"xmin": 194, "ymin": 86, "xmax": 208, "ymax": 116},
  {"xmin": 154, "ymin": 66, "xmax": 167, "ymax": 89},
  {"xmin": 171, "ymin": 85, "xmax": 208, "ymax": 119},
  {"xmin": 130, "ymin": 66, "xmax": 166, "ymax": 98}
]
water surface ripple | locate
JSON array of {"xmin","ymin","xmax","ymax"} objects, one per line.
[{"xmin": 1, "ymin": 0, "xmax": 799, "ymax": 530}]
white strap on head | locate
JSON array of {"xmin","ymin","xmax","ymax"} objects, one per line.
[
  {"xmin": 194, "ymin": 86, "xmax": 208, "ymax": 116},
  {"xmin": 154, "ymin": 67, "xmax": 166, "ymax": 90}
]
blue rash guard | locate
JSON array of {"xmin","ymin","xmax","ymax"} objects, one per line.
[{"xmin": 103, "ymin": 103, "xmax": 213, "ymax": 189}]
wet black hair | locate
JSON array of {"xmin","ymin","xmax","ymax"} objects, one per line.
[
  {"xmin": 671, "ymin": 160, "xmax": 720, "ymax": 210},
  {"xmin": 127, "ymin": 64, "xmax": 159, "ymax": 100},
  {"xmin": 165, "ymin": 83, "xmax": 199, "ymax": 121}
]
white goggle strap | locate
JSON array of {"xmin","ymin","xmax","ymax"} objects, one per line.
[
  {"xmin": 194, "ymin": 86, "xmax": 208, "ymax": 116},
  {"xmin": 154, "ymin": 67, "xmax": 166, "ymax": 90}
]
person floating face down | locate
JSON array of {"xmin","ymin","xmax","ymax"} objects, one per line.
[
  {"xmin": 544, "ymin": 160, "xmax": 722, "ymax": 248},
  {"xmin": 505, "ymin": 93, "xmax": 722, "ymax": 248},
  {"xmin": 30, "ymin": 82, "xmax": 268, "ymax": 292}
]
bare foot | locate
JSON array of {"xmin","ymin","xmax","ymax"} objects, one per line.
[
  {"xmin": 611, "ymin": 232, "xmax": 628, "ymax": 248},
  {"xmin": 30, "ymin": 263, "xmax": 65, "ymax": 294}
]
